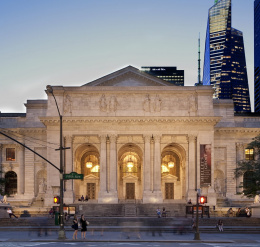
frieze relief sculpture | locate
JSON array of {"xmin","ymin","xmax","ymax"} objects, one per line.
[
  {"xmin": 143, "ymin": 94, "xmax": 162, "ymax": 112},
  {"xmin": 99, "ymin": 95, "xmax": 107, "ymax": 112},
  {"xmin": 64, "ymin": 94, "xmax": 72, "ymax": 115},
  {"xmin": 99, "ymin": 95, "xmax": 119, "ymax": 112}
]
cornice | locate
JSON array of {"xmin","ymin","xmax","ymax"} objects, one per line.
[
  {"xmin": 39, "ymin": 116, "xmax": 221, "ymax": 126},
  {"xmin": 215, "ymin": 128, "xmax": 260, "ymax": 133}
]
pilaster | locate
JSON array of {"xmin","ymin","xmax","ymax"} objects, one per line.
[
  {"xmin": 64, "ymin": 135, "xmax": 74, "ymax": 204},
  {"xmin": 187, "ymin": 134, "xmax": 197, "ymax": 201},
  {"xmin": 98, "ymin": 135, "xmax": 110, "ymax": 202}
]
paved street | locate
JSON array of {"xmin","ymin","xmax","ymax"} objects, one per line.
[{"xmin": 1, "ymin": 229, "xmax": 260, "ymax": 247}]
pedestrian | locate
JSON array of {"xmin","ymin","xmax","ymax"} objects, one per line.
[
  {"xmin": 156, "ymin": 208, "xmax": 161, "ymax": 218},
  {"xmin": 80, "ymin": 214, "xmax": 87, "ymax": 239},
  {"xmin": 162, "ymin": 207, "xmax": 167, "ymax": 217},
  {"xmin": 227, "ymin": 207, "xmax": 234, "ymax": 217},
  {"xmin": 7, "ymin": 208, "xmax": 18, "ymax": 218},
  {"xmin": 217, "ymin": 219, "xmax": 223, "ymax": 232},
  {"xmin": 72, "ymin": 215, "xmax": 78, "ymax": 240},
  {"xmin": 81, "ymin": 195, "xmax": 84, "ymax": 201},
  {"xmin": 49, "ymin": 208, "xmax": 54, "ymax": 218}
]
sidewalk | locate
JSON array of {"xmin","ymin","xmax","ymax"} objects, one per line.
[{"xmin": 0, "ymin": 228, "xmax": 260, "ymax": 243}]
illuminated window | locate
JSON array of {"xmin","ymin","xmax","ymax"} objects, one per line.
[
  {"xmin": 6, "ymin": 148, "xmax": 15, "ymax": 161},
  {"xmin": 245, "ymin": 149, "xmax": 254, "ymax": 160}
]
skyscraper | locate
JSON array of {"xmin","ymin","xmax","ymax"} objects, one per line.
[
  {"xmin": 255, "ymin": 0, "xmax": 260, "ymax": 112},
  {"xmin": 203, "ymin": 0, "xmax": 251, "ymax": 113},
  {"xmin": 140, "ymin": 67, "xmax": 184, "ymax": 86}
]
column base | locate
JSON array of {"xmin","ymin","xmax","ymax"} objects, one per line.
[
  {"xmin": 143, "ymin": 191, "xmax": 163, "ymax": 203},
  {"xmin": 98, "ymin": 191, "xmax": 118, "ymax": 203}
]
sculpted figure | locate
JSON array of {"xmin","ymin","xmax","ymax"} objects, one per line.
[
  {"xmin": 254, "ymin": 194, "xmax": 260, "ymax": 204},
  {"xmin": 64, "ymin": 94, "xmax": 72, "ymax": 115},
  {"xmin": 154, "ymin": 95, "xmax": 162, "ymax": 112},
  {"xmin": 109, "ymin": 96, "xmax": 119, "ymax": 112},
  {"xmin": 143, "ymin": 94, "xmax": 151, "ymax": 112},
  {"xmin": 99, "ymin": 95, "xmax": 107, "ymax": 112}
]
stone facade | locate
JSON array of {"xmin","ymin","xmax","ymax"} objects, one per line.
[{"xmin": 0, "ymin": 66, "xmax": 259, "ymax": 207}]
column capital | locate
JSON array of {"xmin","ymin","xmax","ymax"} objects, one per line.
[
  {"xmin": 186, "ymin": 134, "xmax": 197, "ymax": 143},
  {"xmin": 99, "ymin": 135, "xmax": 107, "ymax": 143},
  {"xmin": 236, "ymin": 142, "xmax": 245, "ymax": 150},
  {"xmin": 153, "ymin": 135, "xmax": 161, "ymax": 143},
  {"xmin": 65, "ymin": 135, "xmax": 73, "ymax": 143},
  {"xmin": 143, "ymin": 135, "xmax": 151, "ymax": 143},
  {"xmin": 0, "ymin": 144, "xmax": 3, "ymax": 151},
  {"xmin": 108, "ymin": 134, "xmax": 117, "ymax": 143}
]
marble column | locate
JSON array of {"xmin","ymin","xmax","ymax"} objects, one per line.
[
  {"xmin": 187, "ymin": 135, "xmax": 197, "ymax": 200},
  {"xmin": 98, "ymin": 135, "xmax": 109, "ymax": 202},
  {"xmin": 143, "ymin": 135, "xmax": 156, "ymax": 203},
  {"xmin": 64, "ymin": 135, "xmax": 74, "ymax": 204},
  {"xmin": 236, "ymin": 143, "xmax": 244, "ymax": 194},
  {"xmin": 143, "ymin": 135, "xmax": 151, "ymax": 191},
  {"xmin": 152, "ymin": 135, "xmax": 163, "ymax": 202},
  {"xmin": 107, "ymin": 134, "xmax": 118, "ymax": 203},
  {"xmin": 17, "ymin": 146, "xmax": 25, "ymax": 196}
]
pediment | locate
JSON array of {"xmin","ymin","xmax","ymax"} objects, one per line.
[{"xmin": 82, "ymin": 66, "xmax": 174, "ymax": 87}]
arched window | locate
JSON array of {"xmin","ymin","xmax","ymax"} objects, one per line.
[{"xmin": 5, "ymin": 171, "xmax": 17, "ymax": 195}]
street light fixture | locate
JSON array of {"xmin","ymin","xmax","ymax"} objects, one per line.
[{"xmin": 46, "ymin": 85, "xmax": 67, "ymax": 240}]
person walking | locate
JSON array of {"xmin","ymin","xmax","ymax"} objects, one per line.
[
  {"xmin": 72, "ymin": 215, "xmax": 78, "ymax": 240},
  {"xmin": 217, "ymin": 219, "xmax": 223, "ymax": 232},
  {"xmin": 80, "ymin": 214, "xmax": 87, "ymax": 239},
  {"xmin": 7, "ymin": 208, "xmax": 18, "ymax": 218}
]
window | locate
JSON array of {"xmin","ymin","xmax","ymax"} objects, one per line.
[
  {"xmin": 6, "ymin": 148, "xmax": 15, "ymax": 161},
  {"xmin": 245, "ymin": 149, "xmax": 254, "ymax": 160}
]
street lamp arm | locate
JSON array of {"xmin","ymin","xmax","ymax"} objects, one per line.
[
  {"xmin": 46, "ymin": 85, "xmax": 61, "ymax": 117},
  {"xmin": 0, "ymin": 130, "xmax": 61, "ymax": 172}
]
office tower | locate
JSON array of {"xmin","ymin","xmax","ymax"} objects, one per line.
[
  {"xmin": 203, "ymin": 0, "xmax": 251, "ymax": 112},
  {"xmin": 255, "ymin": 0, "xmax": 260, "ymax": 112},
  {"xmin": 140, "ymin": 67, "xmax": 184, "ymax": 86}
]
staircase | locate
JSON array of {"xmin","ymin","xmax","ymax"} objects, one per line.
[{"xmin": 124, "ymin": 203, "xmax": 137, "ymax": 217}]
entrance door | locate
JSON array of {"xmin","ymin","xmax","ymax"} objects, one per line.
[
  {"xmin": 87, "ymin": 183, "xmax": 96, "ymax": 199},
  {"xmin": 165, "ymin": 183, "xmax": 174, "ymax": 199},
  {"xmin": 126, "ymin": 183, "xmax": 135, "ymax": 199}
]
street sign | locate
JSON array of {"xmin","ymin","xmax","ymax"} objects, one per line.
[{"xmin": 63, "ymin": 172, "xmax": 83, "ymax": 180}]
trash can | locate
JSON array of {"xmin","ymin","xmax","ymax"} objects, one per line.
[{"xmin": 55, "ymin": 212, "xmax": 60, "ymax": 225}]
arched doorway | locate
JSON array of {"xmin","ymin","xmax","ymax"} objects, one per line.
[
  {"xmin": 5, "ymin": 171, "xmax": 17, "ymax": 196},
  {"xmin": 118, "ymin": 144, "xmax": 143, "ymax": 200},
  {"xmin": 161, "ymin": 144, "xmax": 186, "ymax": 200},
  {"xmin": 74, "ymin": 144, "xmax": 100, "ymax": 201}
]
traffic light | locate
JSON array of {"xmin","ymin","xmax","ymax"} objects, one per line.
[
  {"xmin": 53, "ymin": 196, "xmax": 60, "ymax": 204},
  {"xmin": 199, "ymin": 196, "xmax": 207, "ymax": 204}
]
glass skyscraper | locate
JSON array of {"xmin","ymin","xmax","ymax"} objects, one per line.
[
  {"xmin": 141, "ymin": 67, "xmax": 184, "ymax": 86},
  {"xmin": 255, "ymin": 0, "xmax": 260, "ymax": 112},
  {"xmin": 203, "ymin": 0, "xmax": 251, "ymax": 113}
]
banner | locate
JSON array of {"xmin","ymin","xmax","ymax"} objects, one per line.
[{"xmin": 200, "ymin": 144, "xmax": 211, "ymax": 186}]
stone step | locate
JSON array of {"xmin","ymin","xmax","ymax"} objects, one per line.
[{"xmin": 124, "ymin": 204, "xmax": 137, "ymax": 217}]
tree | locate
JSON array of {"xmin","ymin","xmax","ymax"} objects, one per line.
[{"xmin": 234, "ymin": 135, "xmax": 260, "ymax": 198}]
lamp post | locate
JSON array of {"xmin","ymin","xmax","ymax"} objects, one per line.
[{"xmin": 46, "ymin": 85, "xmax": 66, "ymax": 239}]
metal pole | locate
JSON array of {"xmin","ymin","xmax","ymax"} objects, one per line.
[
  {"xmin": 46, "ymin": 85, "xmax": 66, "ymax": 239},
  {"xmin": 58, "ymin": 114, "xmax": 65, "ymax": 239}
]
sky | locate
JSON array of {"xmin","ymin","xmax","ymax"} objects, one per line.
[{"xmin": 0, "ymin": 0, "xmax": 254, "ymax": 112}]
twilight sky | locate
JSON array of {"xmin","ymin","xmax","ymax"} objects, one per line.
[{"xmin": 0, "ymin": 0, "xmax": 254, "ymax": 112}]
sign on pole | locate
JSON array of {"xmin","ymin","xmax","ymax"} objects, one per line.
[{"xmin": 63, "ymin": 172, "xmax": 83, "ymax": 180}]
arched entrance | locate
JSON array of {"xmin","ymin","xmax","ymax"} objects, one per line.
[
  {"xmin": 118, "ymin": 144, "xmax": 143, "ymax": 201},
  {"xmin": 161, "ymin": 144, "xmax": 186, "ymax": 200},
  {"xmin": 74, "ymin": 144, "xmax": 100, "ymax": 201},
  {"xmin": 5, "ymin": 171, "xmax": 17, "ymax": 196}
]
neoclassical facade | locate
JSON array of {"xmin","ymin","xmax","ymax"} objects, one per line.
[{"xmin": 1, "ymin": 66, "xmax": 260, "ymax": 207}]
